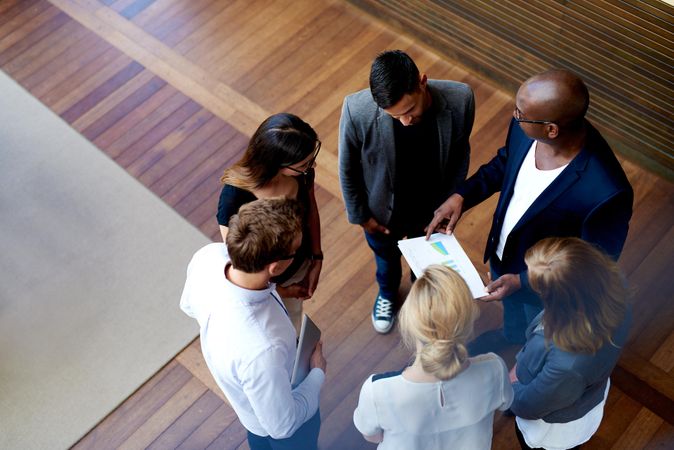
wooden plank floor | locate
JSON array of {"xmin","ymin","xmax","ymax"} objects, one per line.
[{"xmin": 1, "ymin": 0, "xmax": 673, "ymax": 448}]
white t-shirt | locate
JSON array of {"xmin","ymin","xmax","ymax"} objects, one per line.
[
  {"xmin": 496, "ymin": 142, "xmax": 568, "ymax": 259},
  {"xmin": 180, "ymin": 243, "xmax": 324, "ymax": 439},
  {"xmin": 353, "ymin": 353, "xmax": 513, "ymax": 450}
]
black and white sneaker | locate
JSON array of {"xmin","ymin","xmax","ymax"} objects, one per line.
[{"xmin": 372, "ymin": 295, "xmax": 395, "ymax": 334}]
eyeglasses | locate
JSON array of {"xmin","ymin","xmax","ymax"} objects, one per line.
[
  {"xmin": 283, "ymin": 141, "xmax": 321, "ymax": 176},
  {"xmin": 513, "ymin": 106, "xmax": 554, "ymax": 125},
  {"xmin": 279, "ymin": 252, "xmax": 297, "ymax": 261}
]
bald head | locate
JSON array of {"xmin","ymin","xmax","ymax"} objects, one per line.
[{"xmin": 519, "ymin": 69, "xmax": 589, "ymax": 127}]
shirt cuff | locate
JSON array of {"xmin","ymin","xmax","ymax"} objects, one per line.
[{"xmin": 306, "ymin": 367, "xmax": 326, "ymax": 386}]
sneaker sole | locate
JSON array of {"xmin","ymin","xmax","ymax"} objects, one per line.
[{"xmin": 371, "ymin": 313, "xmax": 395, "ymax": 334}]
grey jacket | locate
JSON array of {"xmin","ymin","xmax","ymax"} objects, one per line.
[
  {"xmin": 511, "ymin": 309, "xmax": 631, "ymax": 423},
  {"xmin": 338, "ymin": 80, "xmax": 475, "ymax": 226}
]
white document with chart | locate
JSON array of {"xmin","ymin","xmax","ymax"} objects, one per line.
[{"xmin": 398, "ymin": 233, "xmax": 486, "ymax": 299}]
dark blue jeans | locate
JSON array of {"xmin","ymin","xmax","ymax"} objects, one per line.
[
  {"xmin": 363, "ymin": 230, "xmax": 407, "ymax": 308},
  {"xmin": 490, "ymin": 262, "xmax": 542, "ymax": 344},
  {"xmin": 247, "ymin": 410, "xmax": 320, "ymax": 450}
]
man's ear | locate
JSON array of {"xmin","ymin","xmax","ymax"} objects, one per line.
[
  {"xmin": 419, "ymin": 73, "xmax": 428, "ymax": 88},
  {"xmin": 545, "ymin": 123, "xmax": 559, "ymax": 139},
  {"xmin": 267, "ymin": 261, "xmax": 283, "ymax": 277}
]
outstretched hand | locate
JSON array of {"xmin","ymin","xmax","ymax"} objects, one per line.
[
  {"xmin": 480, "ymin": 273, "xmax": 521, "ymax": 302},
  {"xmin": 425, "ymin": 194, "xmax": 464, "ymax": 239}
]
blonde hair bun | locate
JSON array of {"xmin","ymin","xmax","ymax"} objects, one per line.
[{"xmin": 399, "ymin": 265, "xmax": 477, "ymax": 380}]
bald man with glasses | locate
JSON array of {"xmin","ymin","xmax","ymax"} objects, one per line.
[{"xmin": 426, "ymin": 69, "xmax": 633, "ymax": 349}]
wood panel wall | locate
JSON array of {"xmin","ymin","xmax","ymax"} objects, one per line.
[{"xmin": 347, "ymin": 0, "xmax": 674, "ymax": 180}]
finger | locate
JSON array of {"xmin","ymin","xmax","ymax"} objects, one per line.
[
  {"xmin": 426, "ymin": 216, "xmax": 441, "ymax": 239},
  {"xmin": 486, "ymin": 277, "xmax": 503, "ymax": 291},
  {"xmin": 446, "ymin": 212, "xmax": 460, "ymax": 235},
  {"xmin": 479, "ymin": 292, "xmax": 499, "ymax": 302}
]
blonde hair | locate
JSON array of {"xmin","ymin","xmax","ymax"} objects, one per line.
[
  {"xmin": 525, "ymin": 237, "xmax": 628, "ymax": 354},
  {"xmin": 399, "ymin": 265, "xmax": 478, "ymax": 380}
]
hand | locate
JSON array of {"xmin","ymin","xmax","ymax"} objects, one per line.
[
  {"xmin": 277, "ymin": 283, "xmax": 310, "ymax": 300},
  {"xmin": 425, "ymin": 194, "xmax": 464, "ymax": 239},
  {"xmin": 310, "ymin": 341, "xmax": 327, "ymax": 373},
  {"xmin": 481, "ymin": 273, "xmax": 521, "ymax": 301},
  {"xmin": 361, "ymin": 217, "xmax": 390, "ymax": 235},
  {"xmin": 509, "ymin": 363, "xmax": 519, "ymax": 383},
  {"xmin": 304, "ymin": 259, "xmax": 322, "ymax": 298}
]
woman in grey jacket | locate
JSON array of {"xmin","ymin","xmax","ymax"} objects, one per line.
[{"xmin": 510, "ymin": 237, "xmax": 631, "ymax": 449}]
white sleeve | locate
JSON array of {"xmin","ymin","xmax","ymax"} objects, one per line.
[
  {"xmin": 241, "ymin": 346, "xmax": 324, "ymax": 440},
  {"xmin": 353, "ymin": 375, "xmax": 383, "ymax": 437}
]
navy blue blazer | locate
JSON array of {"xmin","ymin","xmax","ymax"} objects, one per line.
[
  {"xmin": 457, "ymin": 119, "xmax": 633, "ymax": 286},
  {"xmin": 511, "ymin": 309, "xmax": 631, "ymax": 422}
]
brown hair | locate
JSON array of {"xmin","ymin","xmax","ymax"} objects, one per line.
[
  {"xmin": 525, "ymin": 237, "xmax": 628, "ymax": 354},
  {"xmin": 399, "ymin": 265, "xmax": 478, "ymax": 380},
  {"xmin": 226, "ymin": 197, "xmax": 303, "ymax": 273},
  {"xmin": 221, "ymin": 113, "xmax": 319, "ymax": 190}
]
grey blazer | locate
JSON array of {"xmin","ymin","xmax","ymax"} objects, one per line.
[
  {"xmin": 338, "ymin": 80, "xmax": 475, "ymax": 226},
  {"xmin": 511, "ymin": 309, "xmax": 631, "ymax": 423}
]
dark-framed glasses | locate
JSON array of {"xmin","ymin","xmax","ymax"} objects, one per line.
[
  {"xmin": 513, "ymin": 106, "xmax": 555, "ymax": 125},
  {"xmin": 283, "ymin": 141, "xmax": 321, "ymax": 176}
]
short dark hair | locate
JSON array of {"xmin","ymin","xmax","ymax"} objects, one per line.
[
  {"xmin": 369, "ymin": 50, "xmax": 421, "ymax": 109},
  {"xmin": 226, "ymin": 197, "xmax": 303, "ymax": 273}
]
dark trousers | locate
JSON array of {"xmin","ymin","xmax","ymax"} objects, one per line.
[
  {"xmin": 364, "ymin": 225, "xmax": 424, "ymax": 309},
  {"xmin": 364, "ymin": 230, "xmax": 403, "ymax": 305},
  {"xmin": 515, "ymin": 425, "xmax": 581, "ymax": 450},
  {"xmin": 247, "ymin": 411, "xmax": 320, "ymax": 450}
]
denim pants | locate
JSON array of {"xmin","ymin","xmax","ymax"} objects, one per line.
[
  {"xmin": 364, "ymin": 230, "xmax": 405, "ymax": 308},
  {"xmin": 247, "ymin": 410, "xmax": 321, "ymax": 450},
  {"xmin": 491, "ymin": 262, "xmax": 542, "ymax": 344}
]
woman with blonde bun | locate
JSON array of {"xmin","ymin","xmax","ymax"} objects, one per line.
[
  {"xmin": 510, "ymin": 237, "xmax": 631, "ymax": 450},
  {"xmin": 353, "ymin": 265, "xmax": 513, "ymax": 449}
]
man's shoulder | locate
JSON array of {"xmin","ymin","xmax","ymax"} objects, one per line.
[
  {"xmin": 580, "ymin": 125, "xmax": 632, "ymax": 191},
  {"xmin": 428, "ymin": 79, "xmax": 473, "ymax": 100},
  {"xmin": 344, "ymin": 87, "xmax": 377, "ymax": 112},
  {"xmin": 192, "ymin": 242, "xmax": 228, "ymax": 264},
  {"xmin": 428, "ymin": 80, "xmax": 475, "ymax": 119}
]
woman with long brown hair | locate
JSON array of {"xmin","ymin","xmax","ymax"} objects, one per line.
[{"xmin": 217, "ymin": 113, "xmax": 323, "ymax": 332}]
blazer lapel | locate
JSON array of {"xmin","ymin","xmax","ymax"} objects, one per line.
[
  {"xmin": 512, "ymin": 145, "xmax": 591, "ymax": 233},
  {"xmin": 434, "ymin": 92, "xmax": 453, "ymax": 171},
  {"xmin": 375, "ymin": 110, "xmax": 396, "ymax": 190},
  {"xmin": 496, "ymin": 129, "xmax": 532, "ymax": 219}
]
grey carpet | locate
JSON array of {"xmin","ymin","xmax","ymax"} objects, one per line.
[{"xmin": 0, "ymin": 70, "xmax": 208, "ymax": 449}]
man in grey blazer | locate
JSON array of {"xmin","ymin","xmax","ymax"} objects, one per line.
[{"xmin": 338, "ymin": 50, "xmax": 475, "ymax": 333}]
